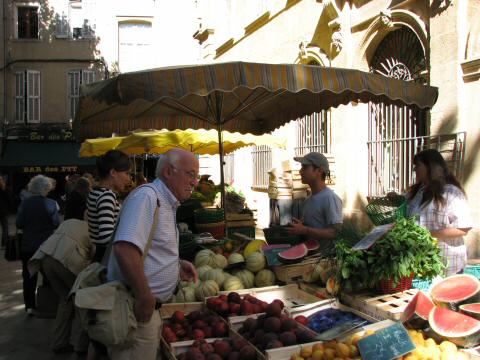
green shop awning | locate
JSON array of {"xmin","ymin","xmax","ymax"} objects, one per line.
[{"xmin": 0, "ymin": 141, "xmax": 96, "ymax": 168}]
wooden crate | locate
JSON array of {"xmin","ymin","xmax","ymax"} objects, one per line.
[
  {"xmin": 285, "ymin": 298, "xmax": 378, "ymax": 323},
  {"xmin": 160, "ymin": 302, "xmax": 203, "ymax": 319},
  {"xmin": 340, "ymin": 288, "xmax": 418, "ymax": 321},
  {"xmin": 272, "ymin": 258, "xmax": 320, "ymax": 284},
  {"xmin": 298, "ymin": 283, "xmax": 331, "ymax": 301},
  {"xmin": 229, "ymin": 316, "xmax": 318, "ymax": 360},
  {"xmin": 249, "ymin": 284, "xmax": 324, "ymax": 309}
]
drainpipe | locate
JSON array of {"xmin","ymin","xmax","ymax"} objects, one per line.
[{"xmin": 3, "ymin": 0, "xmax": 7, "ymax": 133}]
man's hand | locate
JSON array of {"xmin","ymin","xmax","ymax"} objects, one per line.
[
  {"xmin": 134, "ymin": 292, "xmax": 156, "ymax": 322},
  {"xmin": 180, "ymin": 260, "xmax": 198, "ymax": 282},
  {"xmin": 285, "ymin": 218, "xmax": 308, "ymax": 235}
]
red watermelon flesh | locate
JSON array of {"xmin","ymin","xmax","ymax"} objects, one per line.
[
  {"xmin": 305, "ymin": 239, "xmax": 319, "ymax": 253},
  {"xmin": 401, "ymin": 291, "xmax": 434, "ymax": 329},
  {"xmin": 277, "ymin": 243, "xmax": 308, "ymax": 264},
  {"xmin": 429, "ymin": 306, "xmax": 480, "ymax": 347},
  {"xmin": 430, "ymin": 274, "xmax": 480, "ymax": 308},
  {"xmin": 460, "ymin": 303, "xmax": 480, "ymax": 320}
]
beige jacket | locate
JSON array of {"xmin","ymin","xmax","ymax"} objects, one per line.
[{"xmin": 29, "ymin": 219, "xmax": 95, "ymax": 276}]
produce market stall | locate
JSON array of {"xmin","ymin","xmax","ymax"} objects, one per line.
[
  {"xmin": 71, "ymin": 62, "xmax": 455, "ymax": 359},
  {"xmin": 73, "ymin": 61, "xmax": 438, "ymax": 207},
  {"xmin": 163, "ymin": 203, "xmax": 480, "ymax": 360}
]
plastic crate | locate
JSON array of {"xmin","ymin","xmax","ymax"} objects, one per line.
[
  {"xmin": 365, "ymin": 196, "xmax": 406, "ymax": 226},
  {"xmin": 464, "ymin": 265, "xmax": 480, "ymax": 279},
  {"xmin": 263, "ymin": 226, "xmax": 302, "ymax": 245}
]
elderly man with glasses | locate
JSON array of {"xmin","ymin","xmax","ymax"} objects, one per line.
[
  {"xmin": 106, "ymin": 148, "xmax": 198, "ymax": 360},
  {"xmin": 286, "ymin": 152, "xmax": 343, "ymax": 251}
]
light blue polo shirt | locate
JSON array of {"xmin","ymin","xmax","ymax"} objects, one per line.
[{"xmin": 107, "ymin": 179, "xmax": 180, "ymax": 302}]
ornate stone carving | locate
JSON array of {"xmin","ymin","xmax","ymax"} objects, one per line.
[
  {"xmin": 328, "ymin": 19, "xmax": 342, "ymax": 55},
  {"xmin": 380, "ymin": 10, "xmax": 393, "ymax": 28}
]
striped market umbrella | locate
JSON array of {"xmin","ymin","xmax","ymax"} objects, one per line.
[{"xmin": 74, "ymin": 61, "xmax": 438, "ymax": 205}]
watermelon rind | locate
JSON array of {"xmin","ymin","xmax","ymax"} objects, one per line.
[
  {"xmin": 430, "ymin": 274, "xmax": 480, "ymax": 310},
  {"xmin": 429, "ymin": 306, "xmax": 480, "ymax": 348},
  {"xmin": 277, "ymin": 243, "xmax": 308, "ymax": 264},
  {"xmin": 460, "ymin": 303, "xmax": 480, "ymax": 321},
  {"xmin": 401, "ymin": 290, "xmax": 434, "ymax": 329}
]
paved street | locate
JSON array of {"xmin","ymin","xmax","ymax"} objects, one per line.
[{"xmin": 0, "ymin": 215, "xmax": 76, "ymax": 360}]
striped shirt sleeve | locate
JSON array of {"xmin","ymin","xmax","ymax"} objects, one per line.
[{"xmin": 87, "ymin": 188, "xmax": 119, "ymax": 246}]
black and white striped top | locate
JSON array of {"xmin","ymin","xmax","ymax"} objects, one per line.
[{"xmin": 86, "ymin": 187, "xmax": 120, "ymax": 246}]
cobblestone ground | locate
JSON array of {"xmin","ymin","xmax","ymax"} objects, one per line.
[{"xmin": 0, "ymin": 215, "xmax": 76, "ymax": 360}]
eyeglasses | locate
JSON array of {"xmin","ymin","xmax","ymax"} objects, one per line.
[{"xmin": 170, "ymin": 165, "xmax": 200, "ymax": 181}]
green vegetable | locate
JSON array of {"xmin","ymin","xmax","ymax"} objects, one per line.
[{"xmin": 334, "ymin": 218, "xmax": 445, "ymax": 292}]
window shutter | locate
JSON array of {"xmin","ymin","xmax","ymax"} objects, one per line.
[
  {"xmin": 14, "ymin": 71, "xmax": 25, "ymax": 123},
  {"xmin": 82, "ymin": 70, "xmax": 95, "ymax": 85},
  {"xmin": 27, "ymin": 70, "xmax": 40, "ymax": 123},
  {"xmin": 55, "ymin": 11, "xmax": 68, "ymax": 37},
  {"xmin": 68, "ymin": 70, "xmax": 81, "ymax": 120}
]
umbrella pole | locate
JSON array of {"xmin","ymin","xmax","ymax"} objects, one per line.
[{"xmin": 217, "ymin": 125, "xmax": 226, "ymax": 211}]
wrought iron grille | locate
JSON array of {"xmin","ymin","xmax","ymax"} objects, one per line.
[
  {"xmin": 294, "ymin": 111, "xmax": 329, "ymax": 156},
  {"xmin": 368, "ymin": 129, "xmax": 466, "ymax": 196},
  {"xmin": 251, "ymin": 145, "xmax": 272, "ymax": 191}
]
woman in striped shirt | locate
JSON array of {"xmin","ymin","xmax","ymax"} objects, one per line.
[{"xmin": 87, "ymin": 150, "xmax": 131, "ymax": 263}]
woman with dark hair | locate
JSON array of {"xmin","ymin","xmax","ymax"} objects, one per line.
[
  {"xmin": 406, "ymin": 149, "xmax": 473, "ymax": 276},
  {"xmin": 64, "ymin": 177, "xmax": 91, "ymax": 220},
  {"xmin": 86, "ymin": 150, "xmax": 131, "ymax": 263}
]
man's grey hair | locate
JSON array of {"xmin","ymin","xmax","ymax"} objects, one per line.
[
  {"xmin": 155, "ymin": 150, "xmax": 183, "ymax": 179},
  {"xmin": 28, "ymin": 175, "xmax": 55, "ymax": 196}
]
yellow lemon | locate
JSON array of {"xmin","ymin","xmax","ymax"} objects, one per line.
[
  {"xmin": 324, "ymin": 340, "xmax": 337, "ymax": 349},
  {"xmin": 335, "ymin": 343, "xmax": 350, "ymax": 357},
  {"xmin": 425, "ymin": 338, "xmax": 437, "ymax": 348},
  {"xmin": 323, "ymin": 348, "xmax": 336, "ymax": 360},
  {"xmin": 300, "ymin": 346, "xmax": 313, "ymax": 358},
  {"xmin": 243, "ymin": 240, "xmax": 265, "ymax": 257},
  {"xmin": 439, "ymin": 341, "xmax": 457, "ymax": 353},
  {"xmin": 311, "ymin": 349, "xmax": 324, "ymax": 360},
  {"xmin": 349, "ymin": 344, "xmax": 359, "ymax": 357}
]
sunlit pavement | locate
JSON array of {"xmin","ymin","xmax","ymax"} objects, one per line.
[{"xmin": 0, "ymin": 215, "xmax": 77, "ymax": 360}]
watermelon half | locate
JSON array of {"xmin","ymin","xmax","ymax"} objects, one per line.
[
  {"xmin": 429, "ymin": 306, "xmax": 480, "ymax": 347},
  {"xmin": 305, "ymin": 239, "xmax": 320, "ymax": 254},
  {"xmin": 460, "ymin": 303, "xmax": 480, "ymax": 320},
  {"xmin": 430, "ymin": 274, "xmax": 480, "ymax": 310},
  {"xmin": 277, "ymin": 243, "xmax": 308, "ymax": 264},
  {"xmin": 401, "ymin": 290, "xmax": 434, "ymax": 329}
]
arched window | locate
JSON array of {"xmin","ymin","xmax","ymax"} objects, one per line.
[{"xmin": 367, "ymin": 27, "xmax": 428, "ymax": 195}]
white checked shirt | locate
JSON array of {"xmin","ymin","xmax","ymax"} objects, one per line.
[
  {"xmin": 107, "ymin": 179, "xmax": 180, "ymax": 302},
  {"xmin": 407, "ymin": 184, "xmax": 473, "ymax": 276}
]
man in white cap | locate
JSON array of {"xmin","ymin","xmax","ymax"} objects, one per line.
[{"xmin": 286, "ymin": 152, "xmax": 342, "ymax": 248}]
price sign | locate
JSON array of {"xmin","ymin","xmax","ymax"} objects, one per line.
[
  {"xmin": 358, "ymin": 322, "xmax": 415, "ymax": 360},
  {"xmin": 351, "ymin": 224, "xmax": 394, "ymax": 251}
]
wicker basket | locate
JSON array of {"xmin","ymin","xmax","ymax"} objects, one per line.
[
  {"xmin": 195, "ymin": 222, "xmax": 225, "ymax": 239},
  {"xmin": 194, "ymin": 208, "xmax": 225, "ymax": 224},
  {"xmin": 365, "ymin": 196, "xmax": 407, "ymax": 226},
  {"xmin": 377, "ymin": 273, "xmax": 414, "ymax": 294},
  {"xmin": 263, "ymin": 226, "xmax": 302, "ymax": 245}
]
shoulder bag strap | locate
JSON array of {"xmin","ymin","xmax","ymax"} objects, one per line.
[{"xmin": 100, "ymin": 184, "xmax": 160, "ymax": 266}]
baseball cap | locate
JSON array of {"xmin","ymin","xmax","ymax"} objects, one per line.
[{"xmin": 294, "ymin": 152, "xmax": 329, "ymax": 171}]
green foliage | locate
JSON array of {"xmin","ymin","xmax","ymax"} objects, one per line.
[
  {"xmin": 365, "ymin": 217, "xmax": 445, "ymax": 288},
  {"xmin": 334, "ymin": 218, "xmax": 445, "ymax": 291}
]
